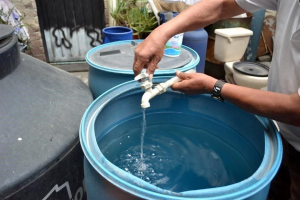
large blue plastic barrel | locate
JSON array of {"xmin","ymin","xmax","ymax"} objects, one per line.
[
  {"xmin": 86, "ymin": 40, "xmax": 199, "ymax": 99},
  {"xmin": 183, "ymin": 28, "xmax": 208, "ymax": 73},
  {"xmin": 80, "ymin": 76, "xmax": 282, "ymax": 200},
  {"xmin": 102, "ymin": 26, "xmax": 133, "ymax": 44}
]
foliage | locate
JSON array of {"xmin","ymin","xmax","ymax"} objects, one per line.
[
  {"xmin": 110, "ymin": 0, "xmax": 136, "ymax": 27},
  {"xmin": 0, "ymin": 6, "xmax": 29, "ymax": 44},
  {"xmin": 110, "ymin": 0, "xmax": 158, "ymax": 39},
  {"xmin": 0, "ymin": 6, "xmax": 14, "ymax": 24}
]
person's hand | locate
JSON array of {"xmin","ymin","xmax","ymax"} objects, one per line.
[
  {"xmin": 172, "ymin": 71, "xmax": 217, "ymax": 95},
  {"xmin": 133, "ymin": 29, "xmax": 168, "ymax": 80}
]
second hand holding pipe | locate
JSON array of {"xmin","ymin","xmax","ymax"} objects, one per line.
[{"xmin": 135, "ymin": 69, "xmax": 196, "ymax": 108}]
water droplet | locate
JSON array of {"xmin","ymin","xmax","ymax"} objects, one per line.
[
  {"xmin": 127, "ymin": 154, "xmax": 132, "ymax": 157},
  {"xmin": 152, "ymin": 153, "xmax": 156, "ymax": 156},
  {"xmin": 128, "ymin": 136, "xmax": 130, "ymax": 138},
  {"xmin": 159, "ymin": 159, "xmax": 162, "ymax": 161},
  {"xmin": 120, "ymin": 143, "xmax": 122, "ymax": 145},
  {"xmin": 151, "ymin": 170, "xmax": 154, "ymax": 173},
  {"xmin": 138, "ymin": 162, "xmax": 147, "ymax": 171},
  {"xmin": 210, "ymin": 152, "xmax": 219, "ymax": 159},
  {"xmin": 124, "ymin": 167, "xmax": 129, "ymax": 172},
  {"xmin": 146, "ymin": 177, "xmax": 150, "ymax": 181}
]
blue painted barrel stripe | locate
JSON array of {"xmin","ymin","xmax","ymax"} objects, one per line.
[
  {"xmin": 80, "ymin": 77, "xmax": 282, "ymax": 199},
  {"xmin": 85, "ymin": 40, "xmax": 200, "ymax": 75}
]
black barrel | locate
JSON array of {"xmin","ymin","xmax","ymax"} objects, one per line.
[{"xmin": 0, "ymin": 24, "xmax": 93, "ymax": 200}]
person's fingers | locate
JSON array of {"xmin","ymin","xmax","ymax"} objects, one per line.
[
  {"xmin": 172, "ymin": 80, "xmax": 190, "ymax": 92},
  {"xmin": 134, "ymin": 45, "xmax": 149, "ymax": 77},
  {"xmin": 146, "ymin": 60, "xmax": 159, "ymax": 80},
  {"xmin": 133, "ymin": 55, "xmax": 138, "ymax": 75},
  {"xmin": 175, "ymin": 71, "xmax": 192, "ymax": 80},
  {"xmin": 133, "ymin": 57, "xmax": 146, "ymax": 77},
  {"xmin": 149, "ymin": 74, "xmax": 153, "ymax": 81}
]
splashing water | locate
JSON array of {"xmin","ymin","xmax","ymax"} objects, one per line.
[{"xmin": 139, "ymin": 108, "xmax": 147, "ymax": 170}]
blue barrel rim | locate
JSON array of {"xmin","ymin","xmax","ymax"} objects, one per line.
[
  {"xmin": 103, "ymin": 26, "xmax": 133, "ymax": 34},
  {"xmin": 85, "ymin": 40, "xmax": 200, "ymax": 75},
  {"xmin": 80, "ymin": 77, "xmax": 282, "ymax": 200}
]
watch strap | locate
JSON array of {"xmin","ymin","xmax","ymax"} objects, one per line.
[{"xmin": 211, "ymin": 80, "xmax": 226, "ymax": 101}]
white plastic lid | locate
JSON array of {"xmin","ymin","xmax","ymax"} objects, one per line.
[{"xmin": 214, "ymin": 27, "xmax": 253, "ymax": 38}]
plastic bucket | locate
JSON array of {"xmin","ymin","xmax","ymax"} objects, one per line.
[
  {"xmin": 86, "ymin": 40, "xmax": 199, "ymax": 99},
  {"xmin": 80, "ymin": 76, "xmax": 282, "ymax": 200},
  {"xmin": 102, "ymin": 26, "xmax": 133, "ymax": 44}
]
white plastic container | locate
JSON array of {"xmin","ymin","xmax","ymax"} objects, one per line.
[
  {"xmin": 164, "ymin": 33, "xmax": 184, "ymax": 57},
  {"xmin": 214, "ymin": 27, "xmax": 253, "ymax": 62}
]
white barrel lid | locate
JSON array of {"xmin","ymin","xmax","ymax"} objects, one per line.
[
  {"xmin": 215, "ymin": 27, "xmax": 253, "ymax": 38},
  {"xmin": 88, "ymin": 41, "xmax": 193, "ymax": 70}
]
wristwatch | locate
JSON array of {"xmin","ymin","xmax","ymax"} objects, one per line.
[{"xmin": 211, "ymin": 80, "xmax": 226, "ymax": 101}]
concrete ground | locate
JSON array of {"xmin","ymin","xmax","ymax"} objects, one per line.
[
  {"xmin": 71, "ymin": 71, "xmax": 89, "ymax": 85},
  {"xmin": 51, "ymin": 62, "xmax": 89, "ymax": 85}
]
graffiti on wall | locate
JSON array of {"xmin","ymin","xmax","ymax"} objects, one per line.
[
  {"xmin": 52, "ymin": 27, "xmax": 102, "ymax": 49},
  {"xmin": 36, "ymin": 0, "xmax": 105, "ymax": 62}
]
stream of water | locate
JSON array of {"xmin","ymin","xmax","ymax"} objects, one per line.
[{"xmin": 139, "ymin": 108, "xmax": 147, "ymax": 170}]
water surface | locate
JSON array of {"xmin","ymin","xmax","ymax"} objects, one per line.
[{"xmin": 98, "ymin": 112, "xmax": 262, "ymax": 192}]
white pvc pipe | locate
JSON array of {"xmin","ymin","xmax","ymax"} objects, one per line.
[{"xmin": 141, "ymin": 69, "xmax": 195, "ymax": 108}]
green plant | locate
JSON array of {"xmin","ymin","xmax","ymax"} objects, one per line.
[
  {"xmin": 0, "ymin": 6, "xmax": 14, "ymax": 24},
  {"xmin": 125, "ymin": 6, "xmax": 157, "ymax": 38},
  {"xmin": 0, "ymin": 6, "xmax": 29, "ymax": 45},
  {"xmin": 110, "ymin": 0, "xmax": 135, "ymax": 26},
  {"xmin": 110, "ymin": 0, "xmax": 158, "ymax": 39}
]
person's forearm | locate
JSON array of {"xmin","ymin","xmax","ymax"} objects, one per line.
[
  {"xmin": 220, "ymin": 84, "xmax": 300, "ymax": 126},
  {"xmin": 154, "ymin": 0, "xmax": 246, "ymax": 42}
]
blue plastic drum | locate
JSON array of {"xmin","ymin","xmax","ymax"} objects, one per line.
[
  {"xmin": 86, "ymin": 40, "xmax": 199, "ymax": 99},
  {"xmin": 183, "ymin": 28, "xmax": 208, "ymax": 73},
  {"xmin": 80, "ymin": 76, "xmax": 282, "ymax": 200}
]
